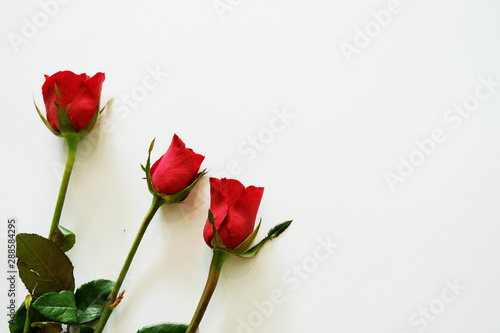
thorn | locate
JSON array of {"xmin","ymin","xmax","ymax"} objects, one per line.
[{"xmin": 110, "ymin": 290, "xmax": 125, "ymax": 309}]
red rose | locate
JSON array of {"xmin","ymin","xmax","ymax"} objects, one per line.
[
  {"xmin": 203, "ymin": 178, "xmax": 264, "ymax": 250},
  {"xmin": 150, "ymin": 134, "xmax": 205, "ymax": 196},
  {"xmin": 42, "ymin": 71, "xmax": 105, "ymax": 132}
]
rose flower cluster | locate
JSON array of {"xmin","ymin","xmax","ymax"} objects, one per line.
[{"xmin": 10, "ymin": 71, "xmax": 291, "ymax": 333}]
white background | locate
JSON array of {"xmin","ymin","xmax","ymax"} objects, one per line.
[{"xmin": 1, "ymin": 0, "xmax": 500, "ymax": 332}]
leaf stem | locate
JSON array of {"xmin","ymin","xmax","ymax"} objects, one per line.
[
  {"xmin": 186, "ymin": 249, "xmax": 230, "ymax": 333},
  {"xmin": 93, "ymin": 196, "xmax": 165, "ymax": 333},
  {"xmin": 48, "ymin": 135, "xmax": 79, "ymax": 239}
]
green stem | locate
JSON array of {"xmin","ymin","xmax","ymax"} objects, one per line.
[
  {"xmin": 22, "ymin": 312, "xmax": 30, "ymax": 333},
  {"xmin": 186, "ymin": 249, "xmax": 230, "ymax": 333},
  {"xmin": 94, "ymin": 196, "xmax": 165, "ymax": 333},
  {"xmin": 48, "ymin": 135, "xmax": 80, "ymax": 239},
  {"xmin": 23, "ymin": 295, "xmax": 32, "ymax": 333}
]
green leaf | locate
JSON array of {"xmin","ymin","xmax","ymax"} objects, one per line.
[
  {"xmin": 29, "ymin": 280, "xmax": 114, "ymax": 326},
  {"xmin": 50, "ymin": 225, "xmax": 76, "ymax": 252},
  {"xmin": 267, "ymin": 220, "xmax": 293, "ymax": 239},
  {"xmin": 10, "ymin": 299, "xmax": 56, "ymax": 333},
  {"xmin": 16, "ymin": 233, "xmax": 75, "ymax": 298},
  {"xmin": 32, "ymin": 290, "xmax": 78, "ymax": 324},
  {"xmin": 81, "ymin": 325, "xmax": 95, "ymax": 333},
  {"xmin": 137, "ymin": 323, "xmax": 188, "ymax": 333},
  {"xmin": 8, "ymin": 301, "xmax": 26, "ymax": 333},
  {"xmin": 240, "ymin": 220, "xmax": 293, "ymax": 258},
  {"xmin": 30, "ymin": 322, "xmax": 62, "ymax": 333},
  {"xmin": 75, "ymin": 279, "xmax": 114, "ymax": 324}
]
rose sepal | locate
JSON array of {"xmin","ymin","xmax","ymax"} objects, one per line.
[
  {"xmin": 207, "ymin": 210, "xmax": 264, "ymax": 256},
  {"xmin": 54, "ymin": 84, "xmax": 79, "ymax": 136},
  {"xmin": 34, "ymin": 98, "xmax": 60, "ymax": 136},
  {"xmin": 142, "ymin": 139, "xmax": 157, "ymax": 195},
  {"xmin": 142, "ymin": 138, "xmax": 207, "ymax": 204},
  {"xmin": 230, "ymin": 219, "xmax": 262, "ymax": 256},
  {"xmin": 207, "ymin": 210, "xmax": 228, "ymax": 251},
  {"xmin": 159, "ymin": 169, "xmax": 207, "ymax": 204},
  {"xmin": 74, "ymin": 98, "xmax": 108, "ymax": 137},
  {"xmin": 35, "ymin": 84, "xmax": 105, "ymax": 138}
]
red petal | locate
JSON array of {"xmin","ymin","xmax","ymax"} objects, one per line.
[
  {"xmin": 218, "ymin": 178, "xmax": 247, "ymax": 208},
  {"xmin": 42, "ymin": 74, "xmax": 60, "ymax": 131},
  {"xmin": 223, "ymin": 186, "xmax": 264, "ymax": 249},
  {"xmin": 85, "ymin": 72, "xmax": 105, "ymax": 97},
  {"xmin": 203, "ymin": 178, "xmax": 228, "ymax": 247},
  {"xmin": 188, "ymin": 148, "xmax": 204, "ymax": 173}
]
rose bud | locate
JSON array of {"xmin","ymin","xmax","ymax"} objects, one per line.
[
  {"xmin": 36, "ymin": 71, "xmax": 105, "ymax": 137},
  {"xmin": 143, "ymin": 134, "xmax": 206, "ymax": 204},
  {"xmin": 186, "ymin": 178, "xmax": 291, "ymax": 333},
  {"xmin": 93, "ymin": 136, "xmax": 204, "ymax": 332},
  {"xmin": 203, "ymin": 178, "xmax": 264, "ymax": 252}
]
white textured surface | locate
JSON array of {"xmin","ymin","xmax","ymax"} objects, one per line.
[{"xmin": 1, "ymin": 0, "xmax": 500, "ymax": 332}]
